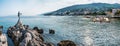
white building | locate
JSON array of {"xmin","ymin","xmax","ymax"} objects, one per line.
[{"xmin": 112, "ymin": 9, "xmax": 120, "ymax": 16}]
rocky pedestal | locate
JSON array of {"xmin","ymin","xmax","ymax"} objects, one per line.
[
  {"xmin": 7, "ymin": 25, "xmax": 54, "ymax": 46},
  {"xmin": 7, "ymin": 13, "xmax": 54, "ymax": 46}
]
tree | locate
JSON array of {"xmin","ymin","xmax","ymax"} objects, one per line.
[{"xmin": 115, "ymin": 10, "xmax": 120, "ymax": 15}]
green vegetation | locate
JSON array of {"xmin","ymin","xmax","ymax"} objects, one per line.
[
  {"xmin": 115, "ymin": 10, "xmax": 120, "ymax": 15},
  {"xmin": 44, "ymin": 3, "xmax": 120, "ymax": 16}
]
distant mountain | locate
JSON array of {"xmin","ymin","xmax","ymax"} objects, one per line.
[{"xmin": 44, "ymin": 3, "xmax": 120, "ymax": 16}]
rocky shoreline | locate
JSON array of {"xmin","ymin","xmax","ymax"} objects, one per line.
[
  {"xmin": 7, "ymin": 15, "xmax": 54, "ymax": 46},
  {"xmin": 6, "ymin": 12, "xmax": 76, "ymax": 46}
]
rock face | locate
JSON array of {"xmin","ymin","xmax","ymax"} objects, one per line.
[
  {"xmin": 7, "ymin": 23, "xmax": 47, "ymax": 46},
  {"xmin": 57, "ymin": 40, "xmax": 76, "ymax": 46},
  {"xmin": 0, "ymin": 26, "xmax": 8, "ymax": 46},
  {"xmin": 0, "ymin": 34, "xmax": 8, "ymax": 46},
  {"xmin": 7, "ymin": 12, "xmax": 54, "ymax": 46},
  {"xmin": 7, "ymin": 21, "xmax": 54, "ymax": 46},
  {"xmin": 33, "ymin": 27, "xmax": 43, "ymax": 34}
]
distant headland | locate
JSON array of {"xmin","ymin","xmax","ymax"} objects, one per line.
[{"xmin": 44, "ymin": 3, "xmax": 120, "ymax": 16}]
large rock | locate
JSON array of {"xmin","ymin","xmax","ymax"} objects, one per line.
[
  {"xmin": 7, "ymin": 25, "xmax": 54, "ymax": 46},
  {"xmin": 7, "ymin": 24, "xmax": 53, "ymax": 46},
  {"xmin": 33, "ymin": 27, "xmax": 44, "ymax": 34},
  {"xmin": 7, "ymin": 12, "xmax": 54, "ymax": 46},
  {"xmin": 49, "ymin": 29, "xmax": 55, "ymax": 34},
  {"xmin": 7, "ymin": 26, "xmax": 24, "ymax": 46},
  {"xmin": 0, "ymin": 31, "xmax": 8, "ymax": 46},
  {"xmin": 57, "ymin": 40, "xmax": 76, "ymax": 46},
  {"xmin": 23, "ymin": 25, "xmax": 29, "ymax": 29},
  {"xmin": 44, "ymin": 43, "xmax": 54, "ymax": 46}
]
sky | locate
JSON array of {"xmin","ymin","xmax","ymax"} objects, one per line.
[{"xmin": 0, "ymin": 0, "xmax": 120, "ymax": 16}]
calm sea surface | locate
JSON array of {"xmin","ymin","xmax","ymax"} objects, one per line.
[{"xmin": 0, "ymin": 16, "xmax": 120, "ymax": 46}]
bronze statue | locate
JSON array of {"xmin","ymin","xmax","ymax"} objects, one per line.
[{"xmin": 18, "ymin": 11, "xmax": 22, "ymax": 19}]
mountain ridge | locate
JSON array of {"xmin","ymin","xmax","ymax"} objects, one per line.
[{"xmin": 44, "ymin": 3, "xmax": 120, "ymax": 16}]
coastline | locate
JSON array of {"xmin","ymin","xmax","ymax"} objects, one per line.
[{"xmin": 5, "ymin": 12, "xmax": 76, "ymax": 46}]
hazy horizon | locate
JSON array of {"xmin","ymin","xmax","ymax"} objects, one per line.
[{"xmin": 0, "ymin": 0, "xmax": 120, "ymax": 16}]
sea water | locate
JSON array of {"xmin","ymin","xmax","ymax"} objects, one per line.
[{"xmin": 0, "ymin": 16, "xmax": 120, "ymax": 46}]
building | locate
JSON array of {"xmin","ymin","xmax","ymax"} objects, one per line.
[
  {"xmin": 106, "ymin": 9, "xmax": 120, "ymax": 17},
  {"xmin": 112, "ymin": 9, "xmax": 120, "ymax": 16}
]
